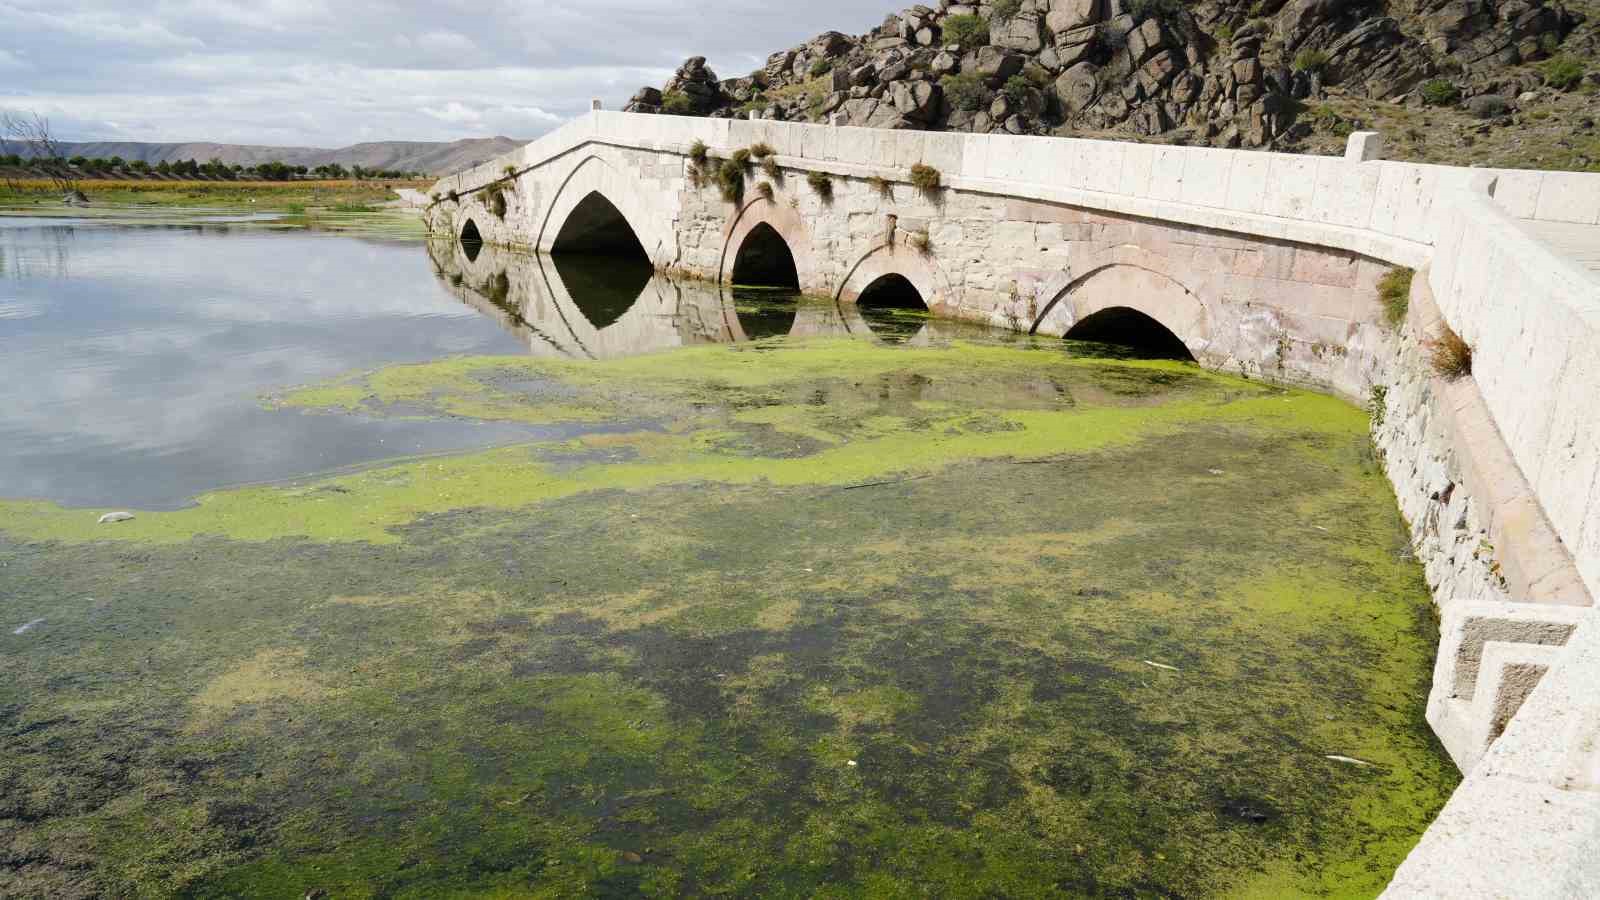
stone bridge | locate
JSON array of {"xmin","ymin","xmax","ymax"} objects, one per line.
[{"xmin": 426, "ymin": 110, "xmax": 1600, "ymax": 895}]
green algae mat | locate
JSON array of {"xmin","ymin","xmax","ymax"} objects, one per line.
[{"xmin": 0, "ymin": 336, "xmax": 1456, "ymax": 898}]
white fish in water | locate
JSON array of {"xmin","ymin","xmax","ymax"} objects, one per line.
[
  {"xmin": 97, "ymin": 511, "xmax": 135, "ymax": 524},
  {"xmin": 12, "ymin": 618, "xmax": 44, "ymax": 635},
  {"xmin": 1143, "ymin": 660, "xmax": 1180, "ymax": 672},
  {"xmin": 1325, "ymin": 755, "xmax": 1374, "ymax": 767}
]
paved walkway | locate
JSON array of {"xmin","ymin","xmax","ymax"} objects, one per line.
[{"xmin": 1525, "ymin": 220, "xmax": 1600, "ymax": 281}]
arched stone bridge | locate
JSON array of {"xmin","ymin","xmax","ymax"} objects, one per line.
[{"xmin": 426, "ymin": 110, "xmax": 1600, "ymax": 896}]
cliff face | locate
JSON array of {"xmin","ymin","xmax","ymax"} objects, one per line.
[{"xmin": 623, "ymin": 0, "xmax": 1595, "ymax": 153}]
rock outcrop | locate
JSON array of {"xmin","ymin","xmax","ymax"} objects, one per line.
[{"xmin": 621, "ymin": 0, "xmax": 1585, "ymax": 149}]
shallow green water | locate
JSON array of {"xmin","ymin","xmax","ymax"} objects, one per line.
[{"xmin": 0, "ymin": 235, "xmax": 1455, "ymax": 898}]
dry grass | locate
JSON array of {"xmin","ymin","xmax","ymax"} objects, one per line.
[
  {"xmin": 0, "ymin": 178, "xmax": 424, "ymax": 210},
  {"xmin": 806, "ymin": 170, "xmax": 833, "ymax": 201},
  {"xmin": 909, "ymin": 164, "xmax": 942, "ymax": 192},
  {"xmin": 1430, "ymin": 325, "xmax": 1473, "ymax": 379},
  {"xmin": 756, "ymin": 181, "xmax": 775, "ymax": 201}
]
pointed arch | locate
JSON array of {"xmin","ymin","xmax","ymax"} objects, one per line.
[
  {"xmin": 730, "ymin": 222, "xmax": 800, "ymax": 288},
  {"xmin": 718, "ymin": 197, "xmax": 820, "ymax": 289},
  {"xmin": 1030, "ymin": 247, "xmax": 1211, "ymax": 361},
  {"xmin": 836, "ymin": 242, "xmax": 953, "ymax": 315},
  {"xmin": 551, "ymin": 191, "xmax": 650, "ymax": 259},
  {"xmin": 536, "ymin": 154, "xmax": 673, "ymax": 266},
  {"xmin": 459, "ymin": 218, "xmax": 483, "ymax": 261}
]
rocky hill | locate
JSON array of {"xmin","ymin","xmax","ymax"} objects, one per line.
[
  {"xmin": 623, "ymin": 0, "xmax": 1599, "ymax": 168},
  {"xmin": 10, "ymin": 137, "xmax": 524, "ymax": 175}
]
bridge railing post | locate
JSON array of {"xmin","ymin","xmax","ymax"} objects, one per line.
[{"xmin": 1344, "ymin": 131, "xmax": 1384, "ymax": 162}]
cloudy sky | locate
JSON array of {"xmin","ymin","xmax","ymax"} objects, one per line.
[{"xmin": 0, "ymin": 1, "xmax": 888, "ymax": 149}]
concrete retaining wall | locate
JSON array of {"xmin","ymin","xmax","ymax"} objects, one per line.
[{"xmin": 426, "ymin": 111, "xmax": 1600, "ymax": 894}]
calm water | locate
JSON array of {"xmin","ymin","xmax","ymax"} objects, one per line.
[
  {"xmin": 0, "ymin": 214, "xmax": 1456, "ymax": 899},
  {"xmin": 0, "ymin": 217, "xmax": 971, "ymax": 509}
]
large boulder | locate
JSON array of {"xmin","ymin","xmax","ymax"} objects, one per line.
[
  {"xmin": 811, "ymin": 31, "xmax": 853, "ymax": 56},
  {"xmin": 993, "ymin": 12, "xmax": 1047, "ymax": 53},
  {"xmin": 892, "ymin": 80, "xmax": 943, "ymax": 122},
  {"xmin": 1054, "ymin": 61, "xmax": 1101, "ymax": 113},
  {"xmin": 973, "ymin": 46, "xmax": 1027, "ymax": 85},
  {"xmin": 1046, "ymin": 0, "xmax": 1103, "ymax": 35},
  {"xmin": 1279, "ymin": 0, "xmax": 1356, "ymax": 49}
]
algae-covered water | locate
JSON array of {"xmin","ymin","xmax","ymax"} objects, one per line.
[{"xmin": 0, "ymin": 227, "xmax": 1456, "ymax": 898}]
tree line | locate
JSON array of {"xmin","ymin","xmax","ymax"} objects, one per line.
[{"xmin": 0, "ymin": 153, "xmax": 422, "ymax": 181}]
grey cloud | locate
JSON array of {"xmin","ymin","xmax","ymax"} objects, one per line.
[{"xmin": 1, "ymin": 0, "xmax": 889, "ymax": 146}]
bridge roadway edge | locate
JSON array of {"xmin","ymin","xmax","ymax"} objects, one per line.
[{"xmin": 425, "ymin": 112, "xmax": 1600, "ymax": 895}]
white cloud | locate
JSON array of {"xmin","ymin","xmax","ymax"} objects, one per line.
[
  {"xmin": 0, "ymin": 0, "xmax": 891, "ymax": 147},
  {"xmin": 422, "ymin": 101, "xmax": 483, "ymax": 124}
]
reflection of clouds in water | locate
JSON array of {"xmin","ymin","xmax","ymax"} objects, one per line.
[
  {"xmin": 0, "ymin": 221, "xmax": 535, "ymax": 508},
  {"xmin": 0, "ymin": 299, "xmax": 47, "ymax": 319}
]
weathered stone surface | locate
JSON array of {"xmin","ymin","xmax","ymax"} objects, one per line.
[
  {"xmin": 1127, "ymin": 18, "xmax": 1168, "ymax": 62},
  {"xmin": 1054, "ymin": 61, "xmax": 1100, "ymax": 112},
  {"xmin": 892, "ymin": 79, "xmax": 942, "ymax": 122},
  {"xmin": 974, "ymin": 46, "xmax": 1027, "ymax": 85},
  {"xmin": 993, "ymin": 12, "xmax": 1047, "ymax": 53},
  {"xmin": 1045, "ymin": 0, "xmax": 1101, "ymax": 35}
]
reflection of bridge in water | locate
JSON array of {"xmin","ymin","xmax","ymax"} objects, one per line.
[{"xmin": 426, "ymin": 238, "xmax": 984, "ymax": 359}]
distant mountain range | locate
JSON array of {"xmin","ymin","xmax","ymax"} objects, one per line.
[{"xmin": 10, "ymin": 137, "xmax": 527, "ymax": 175}]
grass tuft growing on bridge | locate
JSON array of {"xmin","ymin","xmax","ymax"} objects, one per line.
[
  {"xmin": 806, "ymin": 170, "xmax": 833, "ymax": 202},
  {"xmin": 1377, "ymin": 266, "xmax": 1413, "ymax": 328},
  {"xmin": 1430, "ymin": 325, "xmax": 1473, "ymax": 379}
]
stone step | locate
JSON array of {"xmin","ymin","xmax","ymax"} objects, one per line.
[{"xmin": 1428, "ymin": 601, "xmax": 1587, "ymax": 769}]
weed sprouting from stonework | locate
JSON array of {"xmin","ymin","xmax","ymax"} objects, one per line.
[
  {"xmin": 756, "ymin": 181, "xmax": 775, "ymax": 202},
  {"xmin": 910, "ymin": 229, "xmax": 932, "ymax": 255},
  {"xmin": 688, "ymin": 139, "xmax": 709, "ymax": 166},
  {"xmin": 806, "ymin": 169, "xmax": 833, "ymax": 201},
  {"xmin": 1378, "ymin": 266, "xmax": 1413, "ymax": 327},
  {"xmin": 718, "ymin": 159, "xmax": 745, "ymax": 203},
  {"xmin": 869, "ymin": 175, "xmax": 893, "ymax": 199},
  {"xmin": 1430, "ymin": 325, "xmax": 1473, "ymax": 379},
  {"xmin": 909, "ymin": 163, "xmax": 942, "ymax": 193}
]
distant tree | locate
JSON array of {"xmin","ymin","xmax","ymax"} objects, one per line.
[{"xmin": 1, "ymin": 110, "xmax": 80, "ymax": 195}]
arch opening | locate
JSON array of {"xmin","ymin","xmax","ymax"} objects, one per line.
[
  {"xmin": 856, "ymin": 273, "xmax": 925, "ymax": 310},
  {"xmin": 551, "ymin": 191, "xmax": 649, "ymax": 262},
  {"xmin": 459, "ymin": 218, "xmax": 483, "ymax": 262},
  {"xmin": 551, "ymin": 254, "xmax": 651, "ymax": 330},
  {"xmin": 855, "ymin": 272, "xmax": 928, "ymax": 343},
  {"xmin": 730, "ymin": 223, "xmax": 800, "ymax": 290},
  {"xmin": 1063, "ymin": 306, "xmax": 1195, "ymax": 361},
  {"xmin": 549, "ymin": 191, "xmax": 651, "ymax": 327}
]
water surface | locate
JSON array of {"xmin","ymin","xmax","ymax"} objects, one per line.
[{"xmin": 0, "ymin": 218, "xmax": 1457, "ymax": 899}]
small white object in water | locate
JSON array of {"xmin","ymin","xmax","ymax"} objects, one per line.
[
  {"xmin": 846, "ymin": 760, "xmax": 857, "ymax": 767},
  {"xmin": 13, "ymin": 618, "xmax": 44, "ymax": 635},
  {"xmin": 1207, "ymin": 468, "xmax": 1225, "ymax": 476},
  {"xmin": 1325, "ymin": 755, "xmax": 1374, "ymax": 767},
  {"xmin": 97, "ymin": 511, "xmax": 135, "ymax": 524},
  {"xmin": 1143, "ymin": 660, "xmax": 1180, "ymax": 672}
]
